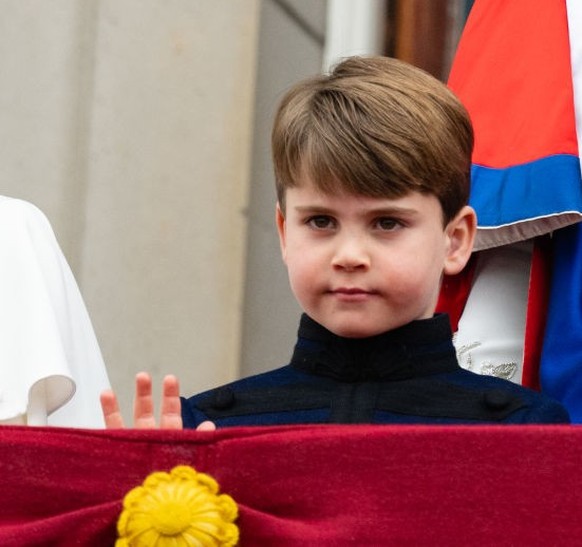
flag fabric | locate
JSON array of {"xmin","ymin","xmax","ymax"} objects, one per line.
[
  {"xmin": 448, "ymin": 0, "xmax": 582, "ymax": 252},
  {"xmin": 443, "ymin": 0, "xmax": 582, "ymax": 420},
  {"xmin": 1, "ymin": 424, "xmax": 581, "ymax": 546},
  {"xmin": 540, "ymin": 0, "xmax": 582, "ymax": 422}
]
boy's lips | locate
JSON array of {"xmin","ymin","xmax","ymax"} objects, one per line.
[{"xmin": 328, "ymin": 287, "xmax": 379, "ymax": 301}]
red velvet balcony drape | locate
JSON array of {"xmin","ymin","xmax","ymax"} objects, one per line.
[{"xmin": 1, "ymin": 424, "xmax": 581, "ymax": 546}]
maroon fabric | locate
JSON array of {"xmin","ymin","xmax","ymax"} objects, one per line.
[
  {"xmin": 522, "ymin": 236, "xmax": 553, "ymax": 390},
  {"xmin": 436, "ymin": 256, "xmax": 477, "ymax": 333},
  {"xmin": 1, "ymin": 424, "xmax": 581, "ymax": 546}
]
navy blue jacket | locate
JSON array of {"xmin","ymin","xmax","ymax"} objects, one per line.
[{"xmin": 181, "ymin": 314, "xmax": 570, "ymax": 427}]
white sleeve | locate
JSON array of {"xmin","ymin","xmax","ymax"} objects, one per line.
[
  {"xmin": 0, "ymin": 196, "xmax": 110, "ymax": 427},
  {"xmin": 453, "ymin": 240, "xmax": 532, "ymax": 384}
]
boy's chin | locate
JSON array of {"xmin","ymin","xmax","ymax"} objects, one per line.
[
  {"xmin": 323, "ymin": 320, "xmax": 397, "ymax": 339},
  {"xmin": 310, "ymin": 308, "xmax": 424, "ymax": 338}
]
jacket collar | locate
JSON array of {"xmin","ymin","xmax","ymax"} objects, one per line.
[{"xmin": 291, "ymin": 314, "xmax": 459, "ymax": 382}]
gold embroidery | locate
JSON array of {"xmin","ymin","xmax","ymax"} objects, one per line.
[
  {"xmin": 453, "ymin": 337, "xmax": 518, "ymax": 380},
  {"xmin": 481, "ymin": 361, "xmax": 518, "ymax": 381},
  {"xmin": 454, "ymin": 338, "xmax": 482, "ymax": 372}
]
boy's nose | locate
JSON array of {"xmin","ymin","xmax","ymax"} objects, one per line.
[{"xmin": 331, "ymin": 236, "xmax": 370, "ymax": 271}]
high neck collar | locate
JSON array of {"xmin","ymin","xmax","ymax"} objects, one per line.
[{"xmin": 291, "ymin": 314, "xmax": 458, "ymax": 382}]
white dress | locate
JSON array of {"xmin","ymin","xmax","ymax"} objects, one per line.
[{"xmin": 0, "ymin": 196, "xmax": 110, "ymax": 427}]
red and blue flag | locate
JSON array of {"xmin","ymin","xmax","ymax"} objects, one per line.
[{"xmin": 444, "ymin": 0, "xmax": 582, "ymax": 420}]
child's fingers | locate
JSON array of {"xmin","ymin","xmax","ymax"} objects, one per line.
[
  {"xmin": 105, "ymin": 372, "xmax": 187, "ymax": 430},
  {"xmin": 159, "ymin": 375, "xmax": 183, "ymax": 429},
  {"xmin": 196, "ymin": 420, "xmax": 216, "ymax": 431},
  {"xmin": 100, "ymin": 390, "xmax": 125, "ymax": 428},
  {"xmin": 133, "ymin": 372, "xmax": 156, "ymax": 428}
]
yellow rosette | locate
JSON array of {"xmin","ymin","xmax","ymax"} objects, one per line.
[{"xmin": 116, "ymin": 465, "xmax": 239, "ymax": 546}]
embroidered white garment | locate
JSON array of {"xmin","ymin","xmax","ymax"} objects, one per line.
[
  {"xmin": 454, "ymin": 241, "xmax": 532, "ymax": 384},
  {"xmin": 0, "ymin": 196, "xmax": 110, "ymax": 427}
]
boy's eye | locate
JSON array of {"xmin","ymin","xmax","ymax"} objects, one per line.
[
  {"xmin": 306, "ymin": 215, "xmax": 335, "ymax": 229},
  {"xmin": 375, "ymin": 217, "xmax": 400, "ymax": 231}
]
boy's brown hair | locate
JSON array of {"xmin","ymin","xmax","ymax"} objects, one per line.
[{"xmin": 271, "ymin": 55, "xmax": 473, "ymax": 224}]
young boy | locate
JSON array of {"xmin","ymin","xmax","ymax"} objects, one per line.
[{"xmin": 101, "ymin": 56, "xmax": 569, "ymax": 429}]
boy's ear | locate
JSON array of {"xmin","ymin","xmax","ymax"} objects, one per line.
[
  {"xmin": 443, "ymin": 205, "xmax": 477, "ymax": 275},
  {"xmin": 275, "ymin": 202, "xmax": 287, "ymax": 263}
]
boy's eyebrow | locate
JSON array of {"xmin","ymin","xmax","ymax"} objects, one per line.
[{"xmin": 293, "ymin": 204, "xmax": 421, "ymax": 216}]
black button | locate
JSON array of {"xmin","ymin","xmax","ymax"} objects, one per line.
[
  {"xmin": 212, "ymin": 388, "xmax": 235, "ymax": 410},
  {"xmin": 483, "ymin": 389, "xmax": 512, "ymax": 410}
]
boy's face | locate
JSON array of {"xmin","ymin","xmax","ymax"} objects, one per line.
[{"xmin": 276, "ymin": 179, "xmax": 475, "ymax": 338}]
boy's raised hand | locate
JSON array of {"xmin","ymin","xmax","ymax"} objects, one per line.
[{"xmin": 100, "ymin": 372, "xmax": 215, "ymax": 431}]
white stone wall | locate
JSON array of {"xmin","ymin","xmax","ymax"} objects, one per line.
[{"xmin": 0, "ymin": 0, "xmax": 260, "ymax": 421}]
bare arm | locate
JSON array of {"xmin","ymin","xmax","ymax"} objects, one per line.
[{"xmin": 100, "ymin": 372, "xmax": 215, "ymax": 431}]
